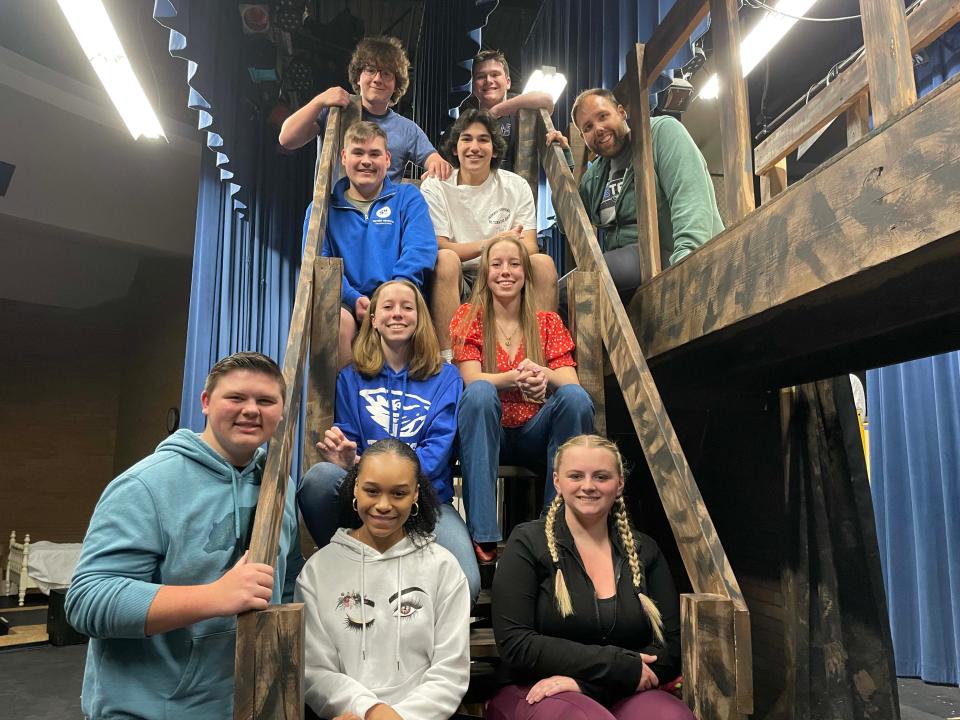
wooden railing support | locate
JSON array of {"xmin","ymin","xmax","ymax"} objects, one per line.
[
  {"xmin": 538, "ymin": 108, "xmax": 753, "ymax": 715},
  {"xmin": 568, "ymin": 270, "xmax": 606, "ymax": 436},
  {"xmin": 859, "ymin": 0, "xmax": 917, "ymax": 125},
  {"xmin": 234, "ymin": 104, "xmax": 347, "ymax": 720},
  {"xmin": 682, "ymin": 594, "xmax": 748, "ymax": 720}
]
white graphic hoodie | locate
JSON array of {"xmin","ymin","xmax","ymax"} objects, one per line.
[{"xmin": 295, "ymin": 528, "xmax": 471, "ymax": 720}]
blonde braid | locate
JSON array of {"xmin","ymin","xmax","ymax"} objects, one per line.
[
  {"xmin": 544, "ymin": 495, "xmax": 574, "ymax": 617},
  {"xmin": 615, "ymin": 496, "xmax": 665, "ymax": 646}
]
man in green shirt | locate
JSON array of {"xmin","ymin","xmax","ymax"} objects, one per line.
[{"xmin": 551, "ymin": 88, "xmax": 723, "ymax": 302}]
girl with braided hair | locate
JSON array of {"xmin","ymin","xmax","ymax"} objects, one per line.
[{"xmin": 488, "ymin": 434, "xmax": 692, "ymax": 720}]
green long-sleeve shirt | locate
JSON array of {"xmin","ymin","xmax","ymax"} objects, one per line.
[{"xmin": 579, "ymin": 115, "xmax": 724, "ymax": 265}]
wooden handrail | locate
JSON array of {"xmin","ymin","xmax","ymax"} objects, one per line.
[
  {"xmin": 754, "ymin": 0, "xmax": 960, "ymax": 175},
  {"xmin": 536, "ymin": 107, "xmax": 752, "ymax": 714}
]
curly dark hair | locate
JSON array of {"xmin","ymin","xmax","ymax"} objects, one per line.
[
  {"xmin": 441, "ymin": 109, "xmax": 508, "ymax": 171},
  {"xmin": 347, "ymin": 36, "xmax": 411, "ymax": 106},
  {"xmin": 336, "ymin": 438, "xmax": 439, "ymax": 542}
]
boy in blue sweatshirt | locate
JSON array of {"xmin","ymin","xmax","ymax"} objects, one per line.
[
  {"xmin": 66, "ymin": 352, "xmax": 303, "ymax": 720},
  {"xmin": 317, "ymin": 120, "xmax": 438, "ymax": 368}
]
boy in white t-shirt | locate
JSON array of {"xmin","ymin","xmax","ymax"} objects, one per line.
[{"xmin": 421, "ymin": 109, "xmax": 558, "ymax": 356}]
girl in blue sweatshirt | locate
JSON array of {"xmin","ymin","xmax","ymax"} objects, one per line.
[{"xmin": 298, "ymin": 279, "xmax": 480, "ymax": 600}]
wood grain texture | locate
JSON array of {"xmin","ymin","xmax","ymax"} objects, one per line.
[
  {"xmin": 754, "ymin": 0, "xmax": 960, "ymax": 173},
  {"xmin": 859, "ymin": 0, "xmax": 917, "ymax": 125},
  {"xmin": 708, "ymin": 0, "xmax": 755, "ymax": 221},
  {"xmin": 682, "ymin": 594, "xmax": 747, "ymax": 720},
  {"xmin": 234, "ymin": 604, "xmax": 305, "ymax": 720},
  {"xmin": 538, "ymin": 107, "xmax": 752, "ymax": 714},
  {"xmin": 643, "ymin": 0, "xmax": 709, "ymax": 83},
  {"xmin": 515, "ymin": 108, "xmax": 540, "ymax": 209},
  {"xmin": 615, "ymin": 44, "xmax": 662, "ymax": 281},
  {"xmin": 759, "ymin": 158, "xmax": 787, "ymax": 204},
  {"xmin": 302, "ymin": 258, "xmax": 342, "ymax": 475},
  {"xmin": 567, "ymin": 270, "xmax": 606, "ymax": 436},
  {"xmin": 845, "ymin": 94, "xmax": 871, "ymax": 147},
  {"xmin": 632, "ymin": 72, "xmax": 960, "ymax": 365}
]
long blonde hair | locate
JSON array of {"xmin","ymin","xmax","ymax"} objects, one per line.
[
  {"xmin": 545, "ymin": 434, "xmax": 665, "ymax": 646},
  {"xmin": 353, "ymin": 280, "xmax": 442, "ymax": 381},
  {"xmin": 452, "ymin": 237, "xmax": 544, "ymax": 371}
]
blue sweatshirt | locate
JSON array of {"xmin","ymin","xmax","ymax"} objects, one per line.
[
  {"xmin": 66, "ymin": 429, "xmax": 304, "ymax": 720},
  {"xmin": 336, "ymin": 362, "xmax": 463, "ymax": 503},
  {"xmin": 310, "ymin": 177, "xmax": 438, "ymax": 307}
]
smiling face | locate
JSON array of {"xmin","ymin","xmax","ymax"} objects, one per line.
[
  {"xmin": 455, "ymin": 121, "xmax": 495, "ymax": 174},
  {"xmin": 358, "ymin": 64, "xmax": 397, "ymax": 109},
  {"xmin": 472, "ymin": 58, "xmax": 511, "ymax": 109},
  {"xmin": 200, "ymin": 369, "xmax": 283, "ymax": 466},
  {"xmin": 354, "ymin": 452, "xmax": 420, "ymax": 548},
  {"xmin": 371, "ymin": 282, "xmax": 418, "ymax": 346},
  {"xmin": 342, "ymin": 135, "xmax": 390, "ymax": 198},
  {"xmin": 575, "ymin": 93, "xmax": 630, "ymax": 158},
  {"xmin": 553, "ymin": 445, "xmax": 623, "ymax": 520},
  {"xmin": 485, "ymin": 239, "xmax": 525, "ymax": 301}
]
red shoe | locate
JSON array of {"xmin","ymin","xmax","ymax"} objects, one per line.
[{"xmin": 473, "ymin": 541, "xmax": 498, "ymax": 565}]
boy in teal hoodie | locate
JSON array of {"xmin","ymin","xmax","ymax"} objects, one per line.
[{"xmin": 66, "ymin": 352, "xmax": 304, "ymax": 719}]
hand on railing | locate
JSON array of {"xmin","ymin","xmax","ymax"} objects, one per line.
[
  {"xmin": 316, "ymin": 426, "xmax": 358, "ymax": 469},
  {"xmin": 545, "ymin": 129, "xmax": 570, "ymax": 150}
]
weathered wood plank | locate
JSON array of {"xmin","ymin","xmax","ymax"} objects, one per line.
[
  {"xmin": 568, "ymin": 270, "xmax": 606, "ymax": 436},
  {"xmin": 644, "ymin": 0, "xmax": 709, "ymax": 83},
  {"xmin": 515, "ymin": 108, "xmax": 539, "ymax": 208},
  {"xmin": 631, "ymin": 72, "xmax": 960, "ymax": 380},
  {"xmin": 708, "ymin": 0, "xmax": 755, "ymax": 221},
  {"xmin": 615, "ymin": 44, "xmax": 662, "ymax": 281},
  {"xmin": 859, "ymin": 0, "xmax": 917, "ymax": 125},
  {"xmin": 234, "ymin": 604, "xmax": 305, "ymax": 720},
  {"xmin": 754, "ymin": 0, "xmax": 960, "ymax": 174},
  {"xmin": 538, "ymin": 107, "xmax": 752, "ymax": 713},
  {"xmin": 845, "ymin": 94, "xmax": 871, "ymax": 147},
  {"xmin": 759, "ymin": 158, "xmax": 787, "ymax": 204},
  {"xmin": 302, "ymin": 258, "xmax": 342, "ymax": 475},
  {"xmin": 682, "ymin": 594, "xmax": 747, "ymax": 720}
]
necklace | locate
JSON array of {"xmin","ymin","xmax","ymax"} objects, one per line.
[{"xmin": 495, "ymin": 320, "xmax": 520, "ymax": 348}]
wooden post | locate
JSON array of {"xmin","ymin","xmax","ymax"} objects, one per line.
[
  {"xmin": 515, "ymin": 108, "xmax": 540, "ymax": 209},
  {"xmin": 682, "ymin": 594, "xmax": 747, "ymax": 720},
  {"xmin": 845, "ymin": 94, "xmax": 871, "ymax": 146},
  {"xmin": 709, "ymin": 0, "xmax": 756, "ymax": 221},
  {"xmin": 758, "ymin": 158, "xmax": 787, "ymax": 204},
  {"xmin": 618, "ymin": 43, "xmax": 662, "ymax": 282},
  {"xmin": 567, "ymin": 270, "xmax": 606, "ymax": 436},
  {"xmin": 234, "ymin": 605, "xmax": 305, "ymax": 720},
  {"xmin": 859, "ymin": 0, "xmax": 917, "ymax": 125}
]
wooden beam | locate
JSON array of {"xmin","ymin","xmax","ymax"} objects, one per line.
[
  {"xmin": 859, "ymin": 0, "xmax": 917, "ymax": 125},
  {"xmin": 235, "ymin": 106, "xmax": 345, "ymax": 720},
  {"xmin": 644, "ymin": 0, "xmax": 710, "ymax": 83},
  {"xmin": 845, "ymin": 93, "xmax": 871, "ymax": 147},
  {"xmin": 234, "ymin": 604, "xmax": 305, "ymax": 720},
  {"xmin": 568, "ymin": 270, "xmax": 606, "ymax": 436},
  {"xmin": 708, "ymin": 0, "xmax": 755, "ymax": 221},
  {"xmin": 538, "ymin": 108, "xmax": 753, "ymax": 714},
  {"xmin": 631, "ymin": 73, "xmax": 960, "ymax": 384},
  {"xmin": 759, "ymin": 158, "xmax": 787, "ymax": 204},
  {"xmin": 617, "ymin": 44, "xmax": 662, "ymax": 281},
  {"xmin": 754, "ymin": 0, "xmax": 960, "ymax": 174},
  {"xmin": 515, "ymin": 108, "xmax": 540, "ymax": 207},
  {"xmin": 682, "ymin": 594, "xmax": 748, "ymax": 720}
]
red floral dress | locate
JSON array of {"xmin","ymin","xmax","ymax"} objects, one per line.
[{"xmin": 450, "ymin": 304, "xmax": 577, "ymax": 428}]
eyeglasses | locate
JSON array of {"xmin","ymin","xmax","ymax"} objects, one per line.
[{"xmin": 362, "ymin": 66, "xmax": 395, "ymax": 82}]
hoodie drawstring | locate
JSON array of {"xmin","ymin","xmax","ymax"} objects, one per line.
[
  {"xmin": 360, "ymin": 545, "xmax": 367, "ymax": 661},
  {"xmin": 396, "ymin": 555, "xmax": 403, "ymax": 670},
  {"xmin": 388, "ymin": 371, "xmax": 412, "ymax": 440},
  {"xmin": 230, "ymin": 467, "xmax": 241, "ymax": 540}
]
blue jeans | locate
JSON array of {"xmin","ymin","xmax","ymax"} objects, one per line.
[
  {"xmin": 297, "ymin": 462, "xmax": 481, "ymax": 602},
  {"xmin": 458, "ymin": 382, "xmax": 595, "ymax": 543}
]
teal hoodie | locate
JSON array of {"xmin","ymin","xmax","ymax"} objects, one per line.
[{"xmin": 66, "ymin": 429, "xmax": 304, "ymax": 719}]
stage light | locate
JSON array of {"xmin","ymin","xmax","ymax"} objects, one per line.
[
  {"xmin": 56, "ymin": 0, "xmax": 165, "ymax": 140},
  {"xmin": 523, "ymin": 66, "xmax": 567, "ymax": 103}
]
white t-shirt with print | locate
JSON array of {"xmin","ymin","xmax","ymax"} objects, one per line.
[{"xmin": 420, "ymin": 169, "xmax": 537, "ymax": 284}]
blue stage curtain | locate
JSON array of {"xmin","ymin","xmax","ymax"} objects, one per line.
[
  {"xmin": 867, "ymin": 25, "xmax": 960, "ymax": 685},
  {"xmin": 521, "ymin": 0, "xmax": 708, "ymax": 271}
]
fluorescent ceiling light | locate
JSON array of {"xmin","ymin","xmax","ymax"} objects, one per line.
[
  {"xmin": 699, "ymin": 0, "xmax": 819, "ymax": 100},
  {"xmin": 523, "ymin": 66, "xmax": 568, "ymax": 103},
  {"xmin": 57, "ymin": 0, "xmax": 166, "ymax": 140}
]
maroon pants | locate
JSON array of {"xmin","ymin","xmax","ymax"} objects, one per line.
[{"xmin": 486, "ymin": 684, "xmax": 696, "ymax": 720}]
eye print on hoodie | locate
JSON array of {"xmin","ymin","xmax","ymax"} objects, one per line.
[{"xmin": 336, "ymin": 587, "xmax": 428, "ymax": 629}]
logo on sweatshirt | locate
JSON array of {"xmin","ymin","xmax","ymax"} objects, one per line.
[
  {"xmin": 359, "ymin": 387, "xmax": 431, "ymax": 439},
  {"xmin": 376, "ymin": 206, "xmax": 392, "ymax": 219}
]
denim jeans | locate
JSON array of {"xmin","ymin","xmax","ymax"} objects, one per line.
[
  {"xmin": 297, "ymin": 461, "xmax": 481, "ymax": 602},
  {"xmin": 458, "ymin": 382, "xmax": 594, "ymax": 543}
]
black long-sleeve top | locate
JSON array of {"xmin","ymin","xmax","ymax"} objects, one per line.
[{"xmin": 491, "ymin": 515, "xmax": 682, "ymax": 706}]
